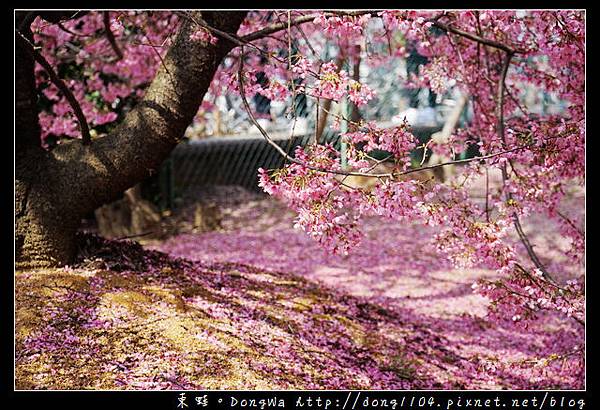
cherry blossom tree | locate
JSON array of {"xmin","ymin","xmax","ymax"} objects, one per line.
[
  {"xmin": 16, "ymin": 11, "xmax": 246, "ymax": 267},
  {"xmin": 250, "ymin": 11, "xmax": 585, "ymax": 346},
  {"xmin": 16, "ymin": 10, "xmax": 584, "ymax": 350}
]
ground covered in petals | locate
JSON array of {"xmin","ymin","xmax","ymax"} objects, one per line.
[{"xmin": 15, "ymin": 186, "xmax": 584, "ymax": 390}]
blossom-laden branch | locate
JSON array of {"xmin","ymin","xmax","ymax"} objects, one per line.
[
  {"xmin": 432, "ymin": 19, "xmax": 524, "ymax": 54},
  {"xmin": 16, "ymin": 29, "xmax": 91, "ymax": 145},
  {"xmin": 296, "ymin": 10, "xmax": 526, "ymax": 54},
  {"xmin": 207, "ymin": 11, "xmax": 579, "ymax": 287},
  {"xmin": 239, "ymin": 9, "xmax": 524, "ymax": 56},
  {"xmin": 237, "ymin": 47, "xmax": 537, "ymax": 181},
  {"xmin": 241, "ymin": 13, "xmax": 324, "ymax": 42},
  {"xmin": 494, "ymin": 50, "xmax": 556, "ymax": 284},
  {"xmin": 239, "ymin": 11, "xmax": 379, "ymax": 43}
]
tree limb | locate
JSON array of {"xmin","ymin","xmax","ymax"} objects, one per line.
[
  {"xmin": 240, "ymin": 11, "xmax": 377, "ymax": 43},
  {"xmin": 238, "ymin": 48, "xmax": 537, "ymax": 180},
  {"xmin": 44, "ymin": 11, "xmax": 248, "ymax": 214},
  {"xmin": 241, "ymin": 13, "xmax": 322, "ymax": 42},
  {"xmin": 493, "ymin": 50, "xmax": 556, "ymax": 283},
  {"xmin": 16, "ymin": 29, "xmax": 92, "ymax": 145},
  {"xmin": 433, "ymin": 20, "xmax": 524, "ymax": 54},
  {"xmin": 103, "ymin": 11, "xmax": 123, "ymax": 61}
]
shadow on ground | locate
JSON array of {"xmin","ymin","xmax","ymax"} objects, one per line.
[{"xmin": 16, "ymin": 228, "xmax": 582, "ymax": 390}]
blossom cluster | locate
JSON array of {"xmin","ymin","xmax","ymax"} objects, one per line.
[
  {"xmin": 189, "ymin": 27, "xmax": 218, "ymax": 45},
  {"xmin": 420, "ymin": 56, "xmax": 453, "ymax": 95},
  {"xmin": 307, "ymin": 61, "xmax": 376, "ymax": 105},
  {"xmin": 313, "ymin": 14, "xmax": 372, "ymax": 40},
  {"xmin": 31, "ymin": 12, "xmax": 179, "ymax": 146},
  {"xmin": 258, "ymin": 145, "xmax": 363, "ymax": 255},
  {"xmin": 474, "ymin": 268, "xmax": 585, "ymax": 326},
  {"xmin": 343, "ymin": 120, "xmax": 416, "ymax": 162}
]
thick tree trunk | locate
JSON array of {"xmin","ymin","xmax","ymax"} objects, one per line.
[
  {"xmin": 15, "ymin": 11, "xmax": 247, "ymax": 269},
  {"xmin": 15, "ymin": 176, "xmax": 82, "ymax": 268},
  {"xmin": 15, "ymin": 12, "xmax": 77, "ymax": 268}
]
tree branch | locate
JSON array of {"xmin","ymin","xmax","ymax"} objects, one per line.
[
  {"xmin": 237, "ymin": 48, "xmax": 537, "ymax": 180},
  {"xmin": 103, "ymin": 11, "xmax": 123, "ymax": 61},
  {"xmin": 176, "ymin": 11, "xmax": 284, "ymax": 64},
  {"xmin": 433, "ymin": 20, "xmax": 524, "ymax": 54},
  {"xmin": 16, "ymin": 29, "xmax": 92, "ymax": 145},
  {"xmin": 18, "ymin": 11, "xmax": 89, "ymax": 32},
  {"xmin": 44, "ymin": 11, "xmax": 248, "ymax": 214},
  {"xmin": 235, "ymin": 11, "xmax": 527, "ymax": 59},
  {"xmin": 493, "ymin": 50, "xmax": 556, "ymax": 283},
  {"xmin": 15, "ymin": 14, "xmax": 43, "ymax": 154},
  {"xmin": 556, "ymin": 211, "xmax": 585, "ymax": 237},
  {"xmin": 241, "ymin": 13, "xmax": 322, "ymax": 42},
  {"xmin": 240, "ymin": 11, "xmax": 378, "ymax": 43},
  {"xmin": 37, "ymin": 11, "xmax": 89, "ymax": 24}
]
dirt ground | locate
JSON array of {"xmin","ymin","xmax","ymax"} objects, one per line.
[{"xmin": 15, "ymin": 180, "xmax": 584, "ymax": 390}]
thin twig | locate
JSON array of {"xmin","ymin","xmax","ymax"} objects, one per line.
[
  {"xmin": 122, "ymin": 14, "xmax": 175, "ymax": 89},
  {"xmin": 556, "ymin": 211, "xmax": 585, "ymax": 237},
  {"xmin": 57, "ymin": 21, "xmax": 94, "ymax": 38},
  {"xmin": 432, "ymin": 19, "xmax": 524, "ymax": 54},
  {"xmin": 419, "ymin": 139, "xmax": 433, "ymax": 166},
  {"xmin": 177, "ymin": 11, "xmax": 283, "ymax": 64},
  {"xmin": 241, "ymin": 14, "xmax": 324, "ymax": 42},
  {"xmin": 484, "ymin": 167, "xmax": 490, "ymax": 222}
]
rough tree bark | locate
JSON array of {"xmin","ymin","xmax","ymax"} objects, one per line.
[{"xmin": 15, "ymin": 11, "xmax": 247, "ymax": 269}]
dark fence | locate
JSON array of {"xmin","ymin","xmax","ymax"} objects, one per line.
[{"xmin": 155, "ymin": 125, "xmax": 441, "ymax": 210}]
